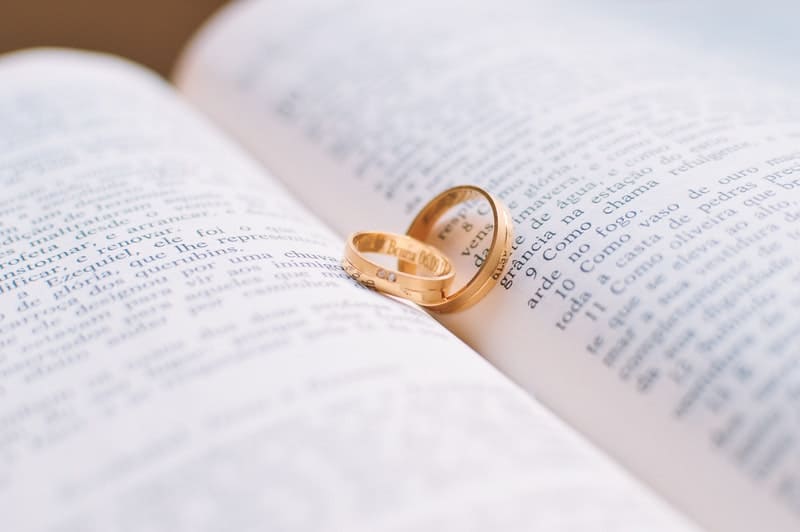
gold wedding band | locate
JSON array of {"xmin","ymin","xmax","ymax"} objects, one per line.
[
  {"xmin": 399, "ymin": 185, "xmax": 513, "ymax": 313},
  {"xmin": 342, "ymin": 231, "xmax": 455, "ymax": 305}
]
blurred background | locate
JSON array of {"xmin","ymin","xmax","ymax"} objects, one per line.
[
  {"xmin": 0, "ymin": 0, "xmax": 798, "ymax": 83},
  {"xmin": 0, "ymin": 0, "xmax": 228, "ymax": 77}
]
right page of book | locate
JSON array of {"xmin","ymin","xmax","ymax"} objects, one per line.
[{"xmin": 176, "ymin": 1, "xmax": 800, "ymax": 531}]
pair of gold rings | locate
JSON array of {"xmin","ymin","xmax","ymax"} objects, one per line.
[{"xmin": 342, "ymin": 185, "xmax": 513, "ymax": 313}]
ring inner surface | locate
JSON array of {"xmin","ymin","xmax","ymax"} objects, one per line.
[
  {"xmin": 354, "ymin": 233, "xmax": 450, "ymax": 276},
  {"xmin": 401, "ymin": 188, "xmax": 499, "ymax": 288}
]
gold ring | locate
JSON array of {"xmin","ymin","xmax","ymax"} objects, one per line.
[
  {"xmin": 400, "ymin": 185, "xmax": 513, "ymax": 313},
  {"xmin": 342, "ymin": 231, "xmax": 455, "ymax": 305}
]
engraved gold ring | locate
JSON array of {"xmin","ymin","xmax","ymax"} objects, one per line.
[
  {"xmin": 399, "ymin": 185, "xmax": 513, "ymax": 313},
  {"xmin": 342, "ymin": 231, "xmax": 455, "ymax": 305}
]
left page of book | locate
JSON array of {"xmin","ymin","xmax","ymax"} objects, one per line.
[{"xmin": 0, "ymin": 50, "xmax": 695, "ymax": 532}]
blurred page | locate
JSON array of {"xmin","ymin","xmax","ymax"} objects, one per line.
[{"xmin": 177, "ymin": 1, "xmax": 800, "ymax": 531}]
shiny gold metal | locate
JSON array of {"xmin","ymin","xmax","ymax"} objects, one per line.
[
  {"xmin": 342, "ymin": 231, "xmax": 455, "ymax": 305},
  {"xmin": 400, "ymin": 185, "xmax": 513, "ymax": 313}
]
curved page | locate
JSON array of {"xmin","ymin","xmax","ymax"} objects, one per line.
[{"xmin": 176, "ymin": 1, "xmax": 800, "ymax": 531}]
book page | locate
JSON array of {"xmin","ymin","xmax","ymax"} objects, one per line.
[
  {"xmin": 176, "ymin": 1, "xmax": 800, "ymax": 531},
  {"xmin": 0, "ymin": 50, "xmax": 695, "ymax": 531}
]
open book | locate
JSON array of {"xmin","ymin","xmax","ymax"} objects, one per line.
[{"xmin": 3, "ymin": 0, "xmax": 799, "ymax": 530}]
